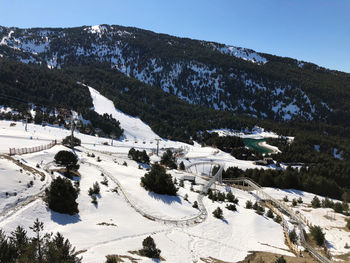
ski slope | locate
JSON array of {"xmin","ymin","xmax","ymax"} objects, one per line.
[{"xmin": 87, "ymin": 85, "xmax": 160, "ymax": 140}]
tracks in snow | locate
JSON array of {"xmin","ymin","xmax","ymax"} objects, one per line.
[{"xmin": 0, "ymin": 155, "xmax": 53, "ymax": 223}]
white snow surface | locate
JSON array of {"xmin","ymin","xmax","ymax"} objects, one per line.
[
  {"xmin": 0, "ymin": 141, "xmax": 295, "ymax": 263},
  {"xmin": 0, "ymin": 119, "xmax": 302, "ymax": 262},
  {"xmin": 87, "ymin": 85, "xmax": 160, "ymax": 141}
]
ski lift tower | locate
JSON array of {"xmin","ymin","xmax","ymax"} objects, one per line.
[{"xmin": 155, "ymin": 138, "xmax": 161, "ymax": 156}]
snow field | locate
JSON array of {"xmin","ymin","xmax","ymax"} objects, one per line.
[{"xmin": 0, "ymin": 157, "xmax": 47, "ymax": 213}]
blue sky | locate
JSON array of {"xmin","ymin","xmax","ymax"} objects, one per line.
[{"xmin": 1, "ymin": 0, "xmax": 350, "ymax": 72}]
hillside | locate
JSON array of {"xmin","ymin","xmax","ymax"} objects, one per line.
[{"xmin": 1, "ymin": 24, "xmax": 350, "ymax": 125}]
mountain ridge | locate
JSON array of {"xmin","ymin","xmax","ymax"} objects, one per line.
[{"xmin": 1, "ymin": 24, "xmax": 349, "ymax": 125}]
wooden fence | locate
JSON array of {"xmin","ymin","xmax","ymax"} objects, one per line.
[
  {"xmin": 265, "ymin": 201, "xmax": 301, "ymax": 256},
  {"xmin": 9, "ymin": 140, "xmax": 57, "ymax": 155}
]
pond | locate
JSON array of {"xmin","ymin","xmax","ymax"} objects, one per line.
[{"xmin": 243, "ymin": 138, "xmax": 273, "ymax": 154}]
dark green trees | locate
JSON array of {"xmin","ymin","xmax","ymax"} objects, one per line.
[
  {"xmin": 310, "ymin": 225, "xmax": 325, "ymax": 246},
  {"xmin": 54, "ymin": 150, "xmax": 80, "ymax": 177},
  {"xmin": 0, "ymin": 220, "xmax": 81, "ymax": 263},
  {"xmin": 212, "ymin": 207, "xmax": 223, "ymax": 219},
  {"xmin": 179, "ymin": 161, "xmax": 185, "ymax": 171},
  {"xmin": 128, "ymin": 148, "xmax": 150, "ymax": 164},
  {"xmin": 141, "ymin": 163, "xmax": 177, "ymax": 196},
  {"xmin": 139, "ymin": 236, "xmax": 161, "ymax": 259},
  {"xmin": 311, "ymin": 196, "xmax": 321, "ymax": 208},
  {"xmin": 62, "ymin": 136, "xmax": 81, "ymax": 147},
  {"xmin": 45, "ymin": 177, "xmax": 79, "ymax": 215},
  {"xmin": 160, "ymin": 149, "xmax": 177, "ymax": 169}
]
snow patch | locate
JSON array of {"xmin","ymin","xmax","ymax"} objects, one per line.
[{"xmin": 86, "ymin": 84, "xmax": 161, "ymax": 141}]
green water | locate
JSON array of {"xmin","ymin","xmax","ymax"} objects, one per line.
[{"xmin": 243, "ymin": 138, "xmax": 273, "ymax": 154}]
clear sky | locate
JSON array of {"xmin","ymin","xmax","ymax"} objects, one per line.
[{"xmin": 1, "ymin": 0, "xmax": 350, "ymax": 72}]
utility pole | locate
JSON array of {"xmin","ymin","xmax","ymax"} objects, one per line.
[
  {"xmin": 25, "ymin": 116, "xmax": 28, "ymax": 132},
  {"xmin": 155, "ymin": 138, "xmax": 161, "ymax": 156},
  {"xmin": 70, "ymin": 115, "xmax": 75, "ymax": 149}
]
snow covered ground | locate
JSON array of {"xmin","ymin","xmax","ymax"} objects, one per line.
[
  {"xmin": 0, "ymin": 142, "xmax": 294, "ymax": 263},
  {"xmin": 0, "ymin": 89, "xmax": 348, "ymax": 262}
]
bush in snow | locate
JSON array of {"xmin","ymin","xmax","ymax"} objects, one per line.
[
  {"xmin": 62, "ymin": 135, "xmax": 81, "ymax": 147},
  {"xmin": 266, "ymin": 209, "xmax": 274, "ymax": 219},
  {"xmin": 141, "ymin": 163, "xmax": 177, "ymax": 196},
  {"xmin": 297, "ymin": 197, "xmax": 303, "ymax": 203},
  {"xmin": 139, "ymin": 236, "xmax": 161, "ymax": 259},
  {"xmin": 101, "ymin": 177, "xmax": 108, "ymax": 186},
  {"xmin": 346, "ymin": 219, "xmax": 350, "ymax": 230},
  {"xmin": 226, "ymin": 204, "xmax": 237, "ymax": 211},
  {"xmin": 88, "ymin": 182, "xmax": 100, "ymax": 196},
  {"xmin": 192, "ymin": 201, "xmax": 198, "ymax": 209},
  {"xmin": 283, "ymin": 196, "xmax": 289, "ymax": 202},
  {"xmin": 54, "ymin": 150, "xmax": 79, "ymax": 178},
  {"xmin": 311, "ymin": 196, "xmax": 321, "ymax": 208},
  {"xmin": 160, "ymin": 149, "xmax": 177, "ymax": 169},
  {"xmin": 246, "ymin": 200, "xmax": 253, "ymax": 209},
  {"xmin": 226, "ymin": 190, "xmax": 239, "ymax": 204},
  {"xmin": 292, "ymin": 198, "xmax": 297, "ymax": 206},
  {"xmin": 184, "ymin": 194, "xmax": 188, "ymax": 201},
  {"xmin": 310, "ymin": 225, "xmax": 325, "ymax": 246},
  {"xmin": 128, "ymin": 148, "xmax": 150, "ymax": 164},
  {"xmin": 333, "ymin": 202, "xmax": 343, "ymax": 214},
  {"xmin": 105, "ymin": 255, "xmax": 119, "ymax": 263},
  {"xmin": 212, "ymin": 207, "xmax": 223, "ymax": 219},
  {"xmin": 179, "ymin": 161, "xmax": 185, "ymax": 170},
  {"xmin": 44, "ymin": 177, "xmax": 79, "ymax": 215},
  {"xmin": 91, "ymin": 195, "xmax": 98, "ymax": 205},
  {"xmin": 289, "ymin": 228, "xmax": 297, "ymax": 243},
  {"xmin": 179, "ymin": 179, "xmax": 184, "ymax": 187},
  {"xmin": 274, "ymin": 215, "xmax": 282, "ymax": 224}
]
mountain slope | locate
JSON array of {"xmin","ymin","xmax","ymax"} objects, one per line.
[
  {"xmin": 1, "ymin": 24, "xmax": 350, "ymax": 124},
  {"xmin": 87, "ymin": 84, "xmax": 160, "ymax": 140}
]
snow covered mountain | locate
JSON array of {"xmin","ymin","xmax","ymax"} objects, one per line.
[{"xmin": 1, "ymin": 24, "xmax": 349, "ymax": 123}]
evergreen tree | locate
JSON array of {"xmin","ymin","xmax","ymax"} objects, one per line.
[
  {"xmin": 62, "ymin": 136, "xmax": 81, "ymax": 147},
  {"xmin": 226, "ymin": 204, "xmax": 237, "ymax": 211},
  {"xmin": 141, "ymin": 163, "xmax": 177, "ymax": 195},
  {"xmin": 179, "ymin": 161, "xmax": 185, "ymax": 170},
  {"xmin": 46, "ymin": 232, "xmax": 81, "ymax": 263},
  {"xmin": 54, "ymin": 150, "xmax": 79, "ymax": 177},
  {"xmin": 289, "ymin": 228, "xmax": 297, "ymax": 243},
  {"xmin": 139, "ymin": 236, "xmax": 161, "ymax": 258},
  {"xmin": 275, "ymin": 256, "xmax": 286, "ymax": 263},
  {"xmin": 274, "ymin": 215, "xmax": 282, "ymax": 224},
  {"xmin": 45, "ymin": 177, "xmax": 79, "ymax": 215},
  {"xmin": 266, "ymin": 209, "xmax": 274, "ymax": 219},
  {"xmin": 160, "ymin": 149, "xmax": 177, "ymax": 169},
  {"xmin": 246, "ymin": 200, "xmax": 253, "ymax": 209},
  {"xmin": 212, "ymin": 207, "xmax": 223, "ymax": 219},
  {"xmin": 0, "ymin": 229, "xmax": 14, "ymax": 263},
  {"xmin": 29, "ymin": 219, "xmax": 45, "ymax": 263},
  {"xmin": 310, "ymin": 225, "xmax": 325, "ymax": 246},
  {"xmin": 311, "ymin": 196, "xmax": 321, "ymax": 208},
  {"xmin": 10, "ymin": 226, "xmax": 28, "ymax": 259}
]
